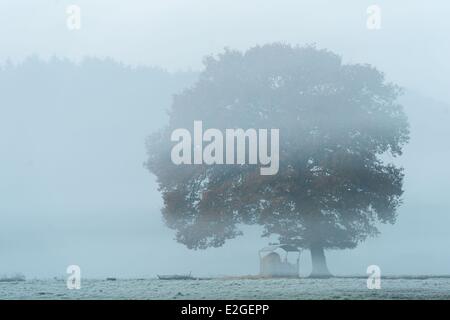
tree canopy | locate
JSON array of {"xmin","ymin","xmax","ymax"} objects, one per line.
[{"xmin": 146, "ymin": 43, "xmax": 409, "ymax": 275}]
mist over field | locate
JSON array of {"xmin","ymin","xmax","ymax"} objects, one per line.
[
  {"xmin": 1, "ymin": 58, "xmax": 449, "ymax": 279},
  {"xmin": 0, "ymin": 0, "xmax": 449, "ymax": 283}
]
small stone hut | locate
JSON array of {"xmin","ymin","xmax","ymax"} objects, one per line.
[{"xmin": 259, "ymin": 244, "xmax": 300, "ymax": 277}]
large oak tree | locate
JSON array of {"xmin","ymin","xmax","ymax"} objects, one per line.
[{"xmin": 146, "ymin": 44, "xmax": 409, "ymax": 277}]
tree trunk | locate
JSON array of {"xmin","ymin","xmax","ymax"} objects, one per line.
[{"xmin": 309, "ymin": 243, "xmax": 332, "ymax": 278}]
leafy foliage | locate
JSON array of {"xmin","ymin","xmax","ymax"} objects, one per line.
[{"xmin": 146, "ymin": 43, "xmax": 409, "ymax": 250}]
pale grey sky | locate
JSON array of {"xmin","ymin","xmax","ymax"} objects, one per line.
[{"xmin": 1, "ymin": 0, "xmax": 449, "ymax": 102}]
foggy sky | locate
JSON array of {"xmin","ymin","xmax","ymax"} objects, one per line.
[{"xmin": 1, "ymin": 0, "xmax": 449, "ymax": 278}]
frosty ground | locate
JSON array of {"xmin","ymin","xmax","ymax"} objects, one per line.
[{"xmin": 1, "ymin": 277, "xmax": 449, "ymax": 299}]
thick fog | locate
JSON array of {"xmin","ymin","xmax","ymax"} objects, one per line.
[{"xmin": 0, "ymin": 0, "xmax": 449, "ymax": 278}]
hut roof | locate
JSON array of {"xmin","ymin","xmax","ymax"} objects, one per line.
[{"xmin": 259, "ymin": 244, "xmax": 299, "ymax": 252}]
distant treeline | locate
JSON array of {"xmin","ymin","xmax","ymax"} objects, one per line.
[{"xmin": 0, "ymin": 56, "xmax": 198, "ymax": 132}]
